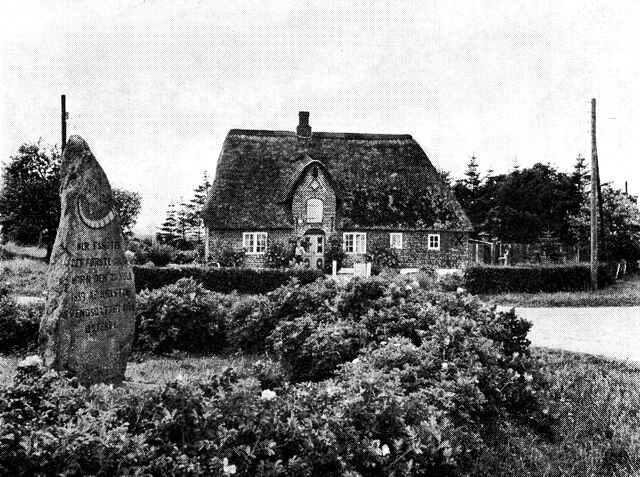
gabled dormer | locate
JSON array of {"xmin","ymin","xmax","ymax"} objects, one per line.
[{"xmin": 283, "ymin": 155, "xmax": 340, "ymax": 236}]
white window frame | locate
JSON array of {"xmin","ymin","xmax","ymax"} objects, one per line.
[
  {"xmin": 427, "ymin": 234, "xmax": 440, "ymax": 251},
  {"xmin": 343, "ymin": 232, "xmax": 367, "ymax": 254},
  {"xmin": 306, "ymin": 198, "xmax": 323, "ymax": 223},
  {"xmin": 390, "ymin": 232, "xmax": 403, "ymax": 250},
  {"xmin": 243, "ymin": 232, "xmax": 267, "ymax": 254}
]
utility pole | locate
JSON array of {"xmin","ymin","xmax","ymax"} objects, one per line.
[
  {"xmin": 590, "ymin": 98, "xmax": 598, "ymax": 290},
  {"xmin": 61, "ymin": 95, "xmax": 67, "ymax": 152}
]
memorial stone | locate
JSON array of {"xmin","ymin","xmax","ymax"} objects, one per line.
[{"xmin": 39, "ymin": 136, "xmax": 136, "ymax": 385}]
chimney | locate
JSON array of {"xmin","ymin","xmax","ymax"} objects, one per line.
[{"xmin": 297, "ymin": 111, "xmax": 312, "ymax": 137}]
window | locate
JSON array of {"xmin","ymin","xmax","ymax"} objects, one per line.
[
  {"xmin": 390, "ymin": 232, "xmax": 403, "ymax": 249},
  {"xmin": 344, "ymin": 232, "xmax": 367, "ymax": 254},
  {"xmin": 243, "ymin": 232, "xmax": 267, "ymax": 254},
  {"xmin": 317, "ymin": 235, "xmax": 323, "ymax": 253},
  {"xmin": 428, "ymin": 234, "xmax": 440, "ymax": 251},
  {"xmin": 306, "ymin": 198, "xmax": 323, "ymax": 223}
]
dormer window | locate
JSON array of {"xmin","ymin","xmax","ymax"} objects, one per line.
[{"xmin": 306, "ymin": 198, "xmax": 323, "ymax": 223}]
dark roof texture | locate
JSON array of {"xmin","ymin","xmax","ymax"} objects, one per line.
[{"xmin": 203, "ymin": 128, "xmax": 473, "ymax": 232}]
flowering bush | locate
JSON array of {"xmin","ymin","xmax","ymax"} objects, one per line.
[
  {"xmin": 0, "ymin": 274, "xmax": 552, "ymax": 476},
  {"xmin": 365, "ymin": 243, "xmax": 400, "ymax": 275},
  {"xmin": 135, "ymin": 278, "xmax": 228, "ymax": 354},
  {"xmin": 323, "ymin": 234, "xmax": 346, "ymax": 273},
  {"xmin": 263, "ymin": 241, "xmax": 293, "ymax": 269}
]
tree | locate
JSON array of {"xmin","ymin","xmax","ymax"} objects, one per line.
[
  {"xmin": 453, "ymin": 155, "xmax": 484, "ymax": 228},
  {"xmin": 158, "ymin": 172, "xmax": 212, "ymax": 251},
  {"xmin": 454, "ymin": 161, "xmax": 583, "ymax": 244},
  {"xmin": 157, "ymin": 202, "xmax": 179, "ymax": 245},
  {"xmin": 0, "ymin": 141, "xmax": 143, "ymax": 258},
  {"xmin": 0, "ymin": 141, "xmax": 60, "ymax": 256},
  {"xmin": 187, "ymin": 171, "xmax": 211, "ymax": 247},
  {"xmin": 572, "ymin": 154, "xmax": 589, "ymax": 204},
  {"xmin": 483, "ymin": 163, "xmax": 582, "ymax": 243},
  {"xmin": 112, "ymin": 188, "xmax": 142, "ymax": 239},
  {"xmin": 568, "ymin": 183, "xmax": 640, "ymax": 265}
]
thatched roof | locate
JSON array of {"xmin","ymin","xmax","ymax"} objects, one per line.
[{"xmin": 203, "ymin": 123, "xmax": 472, "ymax": 232}]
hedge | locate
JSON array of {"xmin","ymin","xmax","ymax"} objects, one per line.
[
  {"xmin": 133, "ymin": 265, "xmax": 324, "ymax": 294},
  {"xmin": 464, "ymin": 263, "xmax": 618, "ymax": 294}
]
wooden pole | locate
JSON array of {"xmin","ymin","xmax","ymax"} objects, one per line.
[
  {"xmin": 590, "ymin": 98, "xmax": 598, "ymax": 290},
  {"xmin": 61, "ymin": 95, "xmax": 67, "ymax": 152}
]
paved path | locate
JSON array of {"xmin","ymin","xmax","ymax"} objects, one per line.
[{"xmin": 498, "ymin": 306, "xmax": 640, "ymax": 363}]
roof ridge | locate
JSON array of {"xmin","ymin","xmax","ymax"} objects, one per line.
[{"xmin": 228, "ymin": 129, "xmax": 412, "ymax": 140}]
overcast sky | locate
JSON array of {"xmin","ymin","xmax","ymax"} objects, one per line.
[{"xmin": 1, "ymin": 1, "xmax": 639, "ymax": 235}]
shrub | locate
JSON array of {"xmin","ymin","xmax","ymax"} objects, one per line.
[
  {"xmin": 365, "ymin": 243, "xmax": 400, "ymax": 275},
  {"xmin": 0, "ymin": 286, "xmax": 42, "ymax": 353},
  {"xmin": 270, "ymin": 313, "xmax": 367, "ymax": 381},
  {"xmin": 225, "ymin": 294, "xmax": 273, "ymax": 352},
  {"xmin": 126, "ymin": 239, "xmax": 152, "ymax": 265},
  {"xmin": 0, "ymin": 362, "xmax": 151, "ymax": 475},
  {"xmin": 133, "ymin": 265, "xmax": 324, "ymax": 294},
  {"xmin": 173, "ymin": 249, "xmax": 198, "ymax": 265},
  {"xmin": 208, "ymin": 240, "xmax": 246, "ymax": 267},
  {"xmin": 146, "ymin": 243, "xmax": 176, "ymax": 267},
  {"xmin": 135, "ymin": 278, "xmax": 228, "ymax": 354},
  {"xmin": 263, "ymin": 241, "xmax": 294, "ymax": 269},
  {"xmin": 0, "ymin": 279, "xmax": 551, "ymax": 476},
  {"xmin": 464, "ymin": 263, "xmax": 619, "ymax": 294},
  {"xmin": 231, "ymin": 279, "xmax": 339, "ymax": 355},
  {"xmin": 266, "ymin": 277, "xmax": 543, "ymax": 397},
  {"xmin": 438, "ymin": 270, "xmax": 465, "ymax": 292},
  {"xmin": 323, "ymin": 234, "xmax": 346, "ymax": 273}
]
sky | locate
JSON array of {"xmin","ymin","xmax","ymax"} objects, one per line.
[{"xmin": 1, "ymin": 0, "xmax": 639, "ymax": 236}]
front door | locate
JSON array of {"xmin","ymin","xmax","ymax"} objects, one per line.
[{"xmin": 304, "ymin": 234, "xmax": 325, "ymax": 270}]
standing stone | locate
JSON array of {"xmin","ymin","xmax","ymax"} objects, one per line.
[{"xmin": 39, "ymin": 136, "xmax": 136, "ymax": 385}]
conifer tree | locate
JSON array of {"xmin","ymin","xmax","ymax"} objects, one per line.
[
  {"xmin": 572, "ymin": 154, "xmax": 589, "ymax": 203},
  {"xmin": 157, "ymin": 202, "xmax": 179, "ymax": 245},
  {"xmin": 188, "ymin": 171, "xmax": 211, "ymax": 246}
]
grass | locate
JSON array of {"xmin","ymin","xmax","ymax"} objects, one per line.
[
  {"xmin": 481, "ymin": 273, "xmax": 640, "ymax": 307},
  {"xmin": 0, "ymin": 353, "xmax": 269, "ymax": 388},
  {"xmin": 1, "ymin": 348, "xmax": 639, "ymax": 475},
  {"xmin": 0, "ymin": 355, "xmax": 19, "ymax": 386},
  {"xmin": 0, "ymin": 242, "xmax": 47, "ymax": 260},
  {"xmin": 0, "ymin": 257, "xmax": 48, "ymax": 297},
  {"xmin": 125, "ymin": 353, "xmax": 265, "ymax": 386},
  {"xmin": 470, "ymin": 348, "xmax": 640, "ymax": 476}
]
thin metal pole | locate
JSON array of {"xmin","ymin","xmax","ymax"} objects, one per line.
[
  {"xmin": 61, "ymin": 95, "xmax": 67, "ymax": 152},
  {"xmin": 590, "ymin": 98, "xmax": 598, "ymax": 290}
]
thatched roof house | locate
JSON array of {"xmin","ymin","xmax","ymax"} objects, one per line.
[{"xmin": 203, "ymin": 112, "xmax": 472, "ymax": 270}]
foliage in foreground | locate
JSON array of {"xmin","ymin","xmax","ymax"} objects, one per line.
[
  {"xmin": 468, "ymin": 350, "xmax": 640, "ymax": 476},
  {"xmin": 0, "ymin": 277, "xmax": 555, "ymax": 475}
]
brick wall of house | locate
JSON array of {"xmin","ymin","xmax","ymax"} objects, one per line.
[
  {"xmin": 208, "ymin": 229, "xmax": 292, "ymax": 268},
  {"xmin": 340, "ymin": 230, "xmax": 469, "ymax": 269},
  {"xmin": 208, "ymin": 228, "xmax": 469, "ymax": 269}
]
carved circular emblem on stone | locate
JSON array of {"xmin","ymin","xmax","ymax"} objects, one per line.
[{"xmin": 77, "ymin": 194, "xmax": 117, "ymax": 229}]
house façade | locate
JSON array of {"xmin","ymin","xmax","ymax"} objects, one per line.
[{"xmin": 202, "ymin": 112, "xmax": 473, "ymax": 270}]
